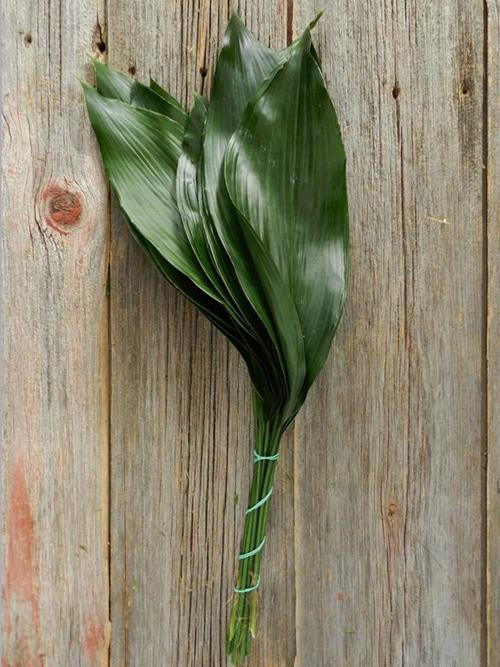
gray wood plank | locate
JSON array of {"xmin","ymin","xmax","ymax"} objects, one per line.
[
  {"xmin": 3, "ymin": 0, "xmax": 488, "ymax": 664},
  {"xmin": 106, "ymin": 2, "xmax": 294, "ymax": 665},
  {"xmin": 1, "ymin": 1, "xmax": 111, "ymax": 665},
  {"xmin": 487, "ymin": 1, "xmax": 500, "ymax": 663},
  {"xmin": 293, "ymin": 1, "xmax": 486, "ymax": 665}
]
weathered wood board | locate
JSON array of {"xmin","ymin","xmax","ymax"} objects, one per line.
[
  {"xmin": 293, "ymin": 1, "xmax": 486, "ymax": 665},
  {"xmin": 1, "ymin": 0, "xmax": 496, "ymax": 665},
  {"xmin": 487, "ymin": 0, "xmax": 500, "ymax": 663},
  {"xmin": 106, "ymin": 4, "xmax": 296, "ymax": 665},
  {"xmin": 1, "ymin": 1, "xmax": 111, "ymax": 665}
]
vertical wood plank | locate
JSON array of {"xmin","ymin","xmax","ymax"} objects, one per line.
[
  {"xmin": 487, "ymin": 1, "xmax": 500, "ymax": 663},
  {"xmin": 3, "ymin": 0, "xmax": 488, "ymax": 664},
  {"xmin": 106, "ymin": 2, "xmax": 293, "ymax": 664},
  {"xmin": 293, "ymin": 1, "xmax": 485, "ymax": 665},
  {"xmin": 1, "ymin": 1, "xmax": 110, "ymax": 665}
]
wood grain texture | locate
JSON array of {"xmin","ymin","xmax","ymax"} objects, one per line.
[
  {"xmin": 1, "ymin": 1, "xmax": 110, "ymax": 665},
  {"xmin": 2, "ymin": 0, "xmax": 494, "ymax": 665},
  {"xmin": 106, "ymin": 2, "xmax": 294, "ymax": 665},
  {"xmin": 487, "ymin": 1, "xmax": 499, "ymax": 663},
  {"xmin": 293, "ymin": 1, "xmax": 486, "ymax": 665}
]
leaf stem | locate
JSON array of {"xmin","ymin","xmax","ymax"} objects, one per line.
[{"xmin": 227, "ymin": 414, "xmax": 282, "ymax": 664}]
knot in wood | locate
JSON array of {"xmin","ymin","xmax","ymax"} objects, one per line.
[{"xmin": 42, "ymin": 183, "xmax": 82, "ymax": 232}]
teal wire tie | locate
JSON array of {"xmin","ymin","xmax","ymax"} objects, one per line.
[
  {"xmin": 245, "ymin": 487, "xmax": 273, "ymax": 514},
  {"xmin": 253, "ymin": 450, "xmax": 280, "ymax": 463},
  {"xmin": 238, "ymin": 536, "xmax": 266, "ymax": 560},
  {"xmin": 233, "ymin": 450, "xmax": 279, "ymax": 593},
  {"xmin": 234, "ymin": 576, "xmax": 260, "ymax": 594}
]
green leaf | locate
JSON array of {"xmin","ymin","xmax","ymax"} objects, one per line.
[
  {"xmin": 176, "ymin": 93, "xmax": 224, "ymax": 295},
  {"xmin": 82, "ymin": 83, "xmax": 219, "ymax": 301},
  {"xmin": 203, "ymin": 13, "xmax": 306, "ymax": 414},
  {"xmin": 128, "ymin": 223, "xmax": 241, "ymax": 345},
  {"xmin": 93, "ymin": 60, "xmax": 187, "ymax": 125},
  {"xmin": 176, "ymin": 94, "xmax": 292, "ymax": 413},
  {"xmin": 150, "ymin": 77, "xmax": 185, "ymax": 112},
  {"xmin": 84, "ymin": 82, "xmax": 285, "ymax": 407},
  {"xmin": 204, "ymin": 13, "xmax": 283, "ymax": 204},
  {"xmin": 93, "ymin": 59, "xmax": 132, "ymax": 102},
  {"xmin": 130, "ymin": 80, "xmax": 187, "ymax": 125},
  {"xmin": 224, "ymin": 30, "xmax": 349, "ymax": 391}
]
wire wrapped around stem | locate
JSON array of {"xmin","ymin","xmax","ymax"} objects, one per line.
[{"xmin": 227, "ymin": 415, "xmax": 282, "ymax": 663}]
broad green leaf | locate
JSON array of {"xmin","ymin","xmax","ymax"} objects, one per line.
[
  {"xmin": 204, "ymin": 13, "xmax": 283, "ymax": 205},
  {"xmin": 224, "ymin": 29, "xmax": 349, "ymax": 391},
  {"xmin": 84, "ymin": 80, "xmax": 285, "ymax": 408},
  {"xmin": 129, "ymin": 222, "xmax": 226, "ymax": 326},
  {"xmin": 93, "ymin": 59, "xmax": 132, "ymax": 101},
  {"xmin": 177, "ymin": 94, "xmax": 290, "ymax": 413},
  {"xmin": 176, "ymin": 96, "xmax": 261, "ymax": 334},
  {"xmin": 131, "ymin": 218, "xmax": 281, "ymax": 405},
  {"xmin": 130, "ymin": 80, "xmax": 187, "ymax": 125},
  {"xmin": 150, "ymin": 77, "xmax": 185, "ymax": 112},
  {"xmin": 176, "ymin": 94, "xmax": 224, "ymax": 294},
  {"xmin": 203, "ymin": 13, "xmax": 306, "ymax": 415},
  {"xmin": 82, "ymin": 83, "xmax": 219, "ymax": 301},
  {"xmin": 93, "ymin": 60, "xmax": 187, "ymax": 125}
]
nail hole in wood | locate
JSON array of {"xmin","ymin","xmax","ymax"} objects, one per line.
[
  {"xmin": 199, "ymin": 66, "xmax": 208, "ymax": 78},
  {"xmin": 387, "ymin": 502, "xmax": 399, "ymax": 517},
  {"xmin": 128, "ymin": 64, "xmax": 136, "ymax": 76},
  {"xmin": 23, "ymin": 33, "xmax": 32, "ymax": 46},
  {"xmin": 392, "ymin": 85, "xmax": 400, "ymax": 99}
]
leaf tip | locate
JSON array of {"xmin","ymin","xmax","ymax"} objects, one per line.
[
  {"xmin": 79, "ymin": 78, "xmax": 93, "ymax": 92},
  {"xmin": 224, "ymin": 10, "xmax": 248, "ymax": 42},
  {"xmin": 191, "ymin": 91, "xmax": 208, "ymax": 108},
  {"xmin": 90, "ymin": 56, "xmax": 104, "ymax": 74},
  {"xmin": 228, "ymin": 10, "xmax": 244, "ymax": 26},
  {"xmin": 309, "ymin": 10, "xmax": 324, "ymax": 31},
  {"xmin": 80, "ymin": 80, "xmax": 102, "ymax": 112}
]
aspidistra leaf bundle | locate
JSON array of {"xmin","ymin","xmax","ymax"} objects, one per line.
[{"xmin": 83, "ymin": 13, "xmax": 348, "ymax": 664}]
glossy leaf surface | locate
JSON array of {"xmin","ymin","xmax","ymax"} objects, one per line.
[
  {"xmin": 225, "ymin": 30, "xmax": 348, "ymax": 391},
  {"xmin": 82, "ymin": 83, "xmax": 218, "ymax": 300}
]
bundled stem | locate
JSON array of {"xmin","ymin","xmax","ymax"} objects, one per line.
[{"xmin": 227, "ymin": 410, "xmax": 283, "ymax": 664}]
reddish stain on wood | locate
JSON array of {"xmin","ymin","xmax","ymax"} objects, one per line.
[
  {"xmin": 4, "ymin": 459, "xmax": 38, "ymax": 610},
  {"xmin": 83, "ymin": 617, "xmax": 107, "ymax": 665},
  {"xmin": 42, "ymin": 182, "xmax": 82, "ymax": 232},
  {"xmin": 3, "ymin": 458, "xmax": 43, "ymax": 666}
]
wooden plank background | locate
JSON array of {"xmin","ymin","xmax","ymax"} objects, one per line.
[{"xmin": 1, "ymin": 1, "xmax": 497, "ymax": 666}]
